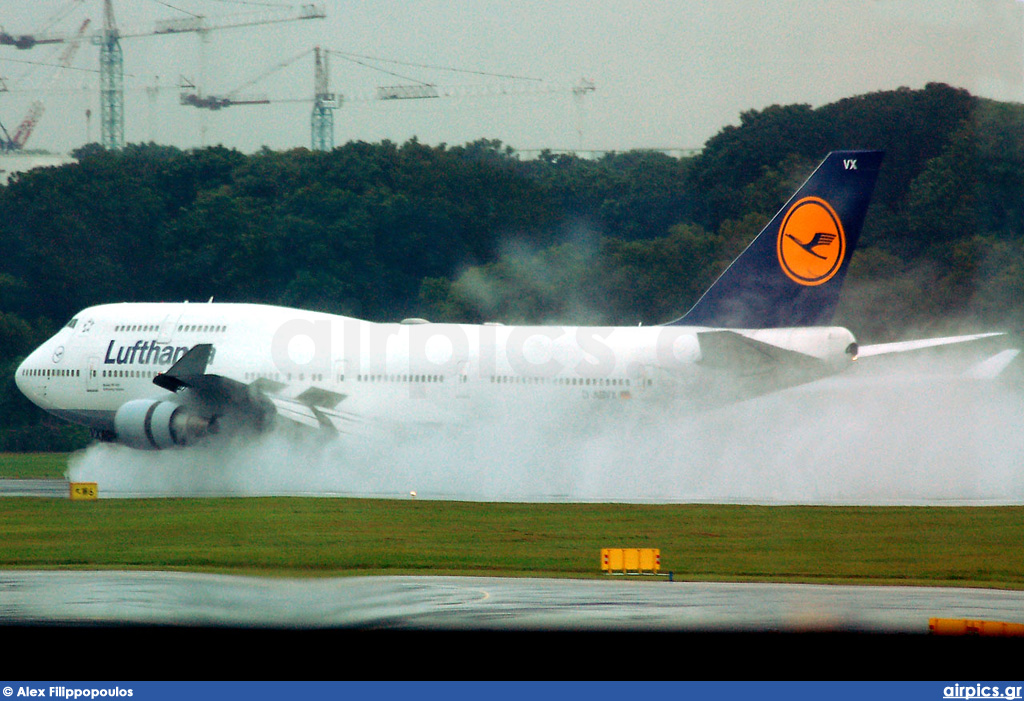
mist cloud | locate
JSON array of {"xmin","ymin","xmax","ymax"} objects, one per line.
[{"xmin": 67, "ymin": 355, "xmax": 1024, "ymax": 505}]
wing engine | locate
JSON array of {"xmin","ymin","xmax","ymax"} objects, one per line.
[{"xmin": 113, "ymin": 398, "xmax": 216, "ymax": 450}]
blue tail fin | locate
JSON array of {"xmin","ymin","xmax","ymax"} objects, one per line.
[{"xmin": 671, "ymin": 150, "xmax": 883, "ymax": 328}]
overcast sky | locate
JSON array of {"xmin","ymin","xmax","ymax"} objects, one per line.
[{"xmin": 2, "ymin": 0, "xmax": 1022, "ymax": 155}]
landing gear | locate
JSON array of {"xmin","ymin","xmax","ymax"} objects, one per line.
[{"xmin": 90, "ymin": 428, "xmax": 116, "ymax": 443}]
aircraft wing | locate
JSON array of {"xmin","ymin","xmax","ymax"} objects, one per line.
[
  {"xmin": 966, "ymin": 349, "xmax": 1020, "ymax": 379},
  {"xmin": 155, "ymin": 343, "xmax": 360, "ymax": 433}
]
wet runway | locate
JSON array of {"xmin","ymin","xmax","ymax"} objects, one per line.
[
  {"xmin": 0, "ymin": 479, "xmax": 69, "ymax": 498},
  {"xmin": 3, "ymin": 570, "xmax": 1023, "ymax": 631}
]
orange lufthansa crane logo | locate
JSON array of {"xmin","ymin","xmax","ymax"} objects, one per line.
[{"xmin": 776, "ymin": 197, "xmax": 846, "ymax": 286}]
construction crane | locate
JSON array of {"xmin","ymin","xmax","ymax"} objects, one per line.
[
  {"xmin": 96, "ymin": 0, "xmax": 121, "ymax": 150},
  {"xmin": 311, "ymin": 46, "xmax": 336, "ymax": 151},
  {"xmin": 0, "ymin": 0, "xmax": 87, "ymax": 50},
  {"xmin": 178, "ymin": 91, "xmax": 270, "ymax": 111},
  {"xmin": 1, "ymin": 2, "xmax": 326, "ymax": 150},
  {"xmin": 179, "ymin": 46, "xmax": 338, "ymax": 150},
  {"xmin": 0, "ymin": 32, "xmax": 66, "ymax": 51},
  {"xmin": 179, "ymin": 46, "xmax": 595, "ymax": 152},
  {"xmin": 150, "ymin": 4, "xmax": 326, "ymax": 37},
  {"xmin": 327, "ymin": 50, "xmax": 595, "ymax": 152},
  {"xmin": 0, "ymin": 17, "xmax": 90, "ymax": 151},
  {"xmin": 96, "ymin": 2, "xmax": 325, "ymax": 150},
  {"xmin": 177, "ymin": 47, "xmax": 310, "ymax": 111},
  {"xmin": 0, "ymin": 102, "xmax": 43, "ymax": 152}
]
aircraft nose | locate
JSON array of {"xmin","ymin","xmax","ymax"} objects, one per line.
[
  {"xmin": 15, "ymin": 355, "xmax": 32, "ymax": 400},
  {"xmin": 14, "ymin": 347, "xmax": 44, "ymax": 407}
]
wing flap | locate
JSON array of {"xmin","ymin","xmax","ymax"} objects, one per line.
[
  {"xmin": 268, "ymin": 396, "xmax": 323, "ymax": 429},
  {"xmin": 268, "ymin": 395, "xmax": 361, "ymax": 434},
  {"xmin": 296, "ymin": 386, "xmax": 345, "ymax": 409},
  {"xmin": 153, "ymin": 343, "xmax": 215, "ymax": 392}
]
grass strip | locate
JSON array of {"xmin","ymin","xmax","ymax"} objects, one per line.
[
  {"xmin": 1, "ymin": 496, "xmax": 1024, "ymax": 588},
  {"xmin": 0, "ymin": 452, "xmax": 69, "ymax": 479}
]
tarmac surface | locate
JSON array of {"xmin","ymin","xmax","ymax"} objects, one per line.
[
  {"xmin": 2, "ymin": 570, "xmax": 1024, "ymax": 632},
  {"xmin": 0, "ymin": 479, "xmax": 70, "ymax": 498}
]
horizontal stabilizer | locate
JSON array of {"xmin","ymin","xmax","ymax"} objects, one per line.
[
  {"xmin": 966, "ymin": 349, "xmax": 1020, "ymax": 380},
  {"xmin": 857, "ymin": 332, "xmax": 1005, "ymax": 358}
]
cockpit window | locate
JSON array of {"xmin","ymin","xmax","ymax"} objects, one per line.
[{"xmin": 64, "ymin": 318, "xmax": 78, "ymax": 329}]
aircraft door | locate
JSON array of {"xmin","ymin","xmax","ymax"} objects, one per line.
[
  {"xmin": 631, "ymin": 364, "xmax": 652, "ymax": 397},
  {"xmin": 455, "ymin": 361, "xmax": 470, "ymax": 398},
  {"xmin": 158, "ymin": 314, "xmax": 180, "ymax": 344},
  {"xmin": 86, "ymin": 357, "xmax": 98, "ymax": 392}
]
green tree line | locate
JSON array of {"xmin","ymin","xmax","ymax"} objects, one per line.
[{"xmin": 1, "ymin": 82, "xmax": 1021, "ymax": 449}]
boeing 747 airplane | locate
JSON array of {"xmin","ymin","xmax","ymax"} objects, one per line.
[{"xmin": 13, "ymin": 150, "xmax": 1005, "ymax": 450}]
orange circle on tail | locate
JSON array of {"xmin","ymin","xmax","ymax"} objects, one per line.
[{"xmin": 776, "ymin": 197, "xmax": 846, "ymax": 286}]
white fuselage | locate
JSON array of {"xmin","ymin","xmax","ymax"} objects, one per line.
[{"xmin": 15, "ymin": 302, "xmax": 858, "ymax": 434}]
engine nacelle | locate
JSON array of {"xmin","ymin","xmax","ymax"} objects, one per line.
[{"xmin": 113, "ymin": 399, "xmax": 216, "ymax": 450}]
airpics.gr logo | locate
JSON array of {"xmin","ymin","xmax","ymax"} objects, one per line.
[{"xmin": 776, "ymin": 196, "xmax": 846, "ymax": 286}]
